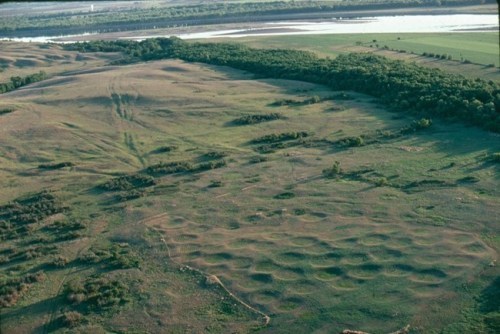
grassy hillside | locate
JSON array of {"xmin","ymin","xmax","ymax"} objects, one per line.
[{"xmin": 0, "ymin": 42, "xmax": 499, "ymax": 333}]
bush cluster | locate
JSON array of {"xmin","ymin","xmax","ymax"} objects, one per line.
[
  {"xmin": 146, "ymin": 159, "xmax": 226, "ymax": 175},
  {"xmin": 232, "ymin": 113, "xmax": 282, "ymax": 125},
  {"xmin": 79, "ymin": 243, "xmax": 140, "ymax": 269},
  {"xmin": 0, "ymin": 191, "xmax": 65, "ymax": 240},
  {"xmin": 0, "ymin": 271, "xmax": 46, "ymax": 307},
  {"xmin": 38, "ymin": 162, "xmax": 74, "ymax": 170},
  {"xmin": 66, "ymin": 276, "xmax": 130, "ymax": 310},
  {"xmin": 0, "ymin": 71, "xmax": 48, "ymax": 94},
  {"xmin": 251, "ymin": 131, "xmax": 310, "ymax": 144},
  {"xmin": 99, "ymin": 173, "xmax": 155, "ymax": 191}
]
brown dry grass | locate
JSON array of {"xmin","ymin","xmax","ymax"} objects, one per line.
[{"xmin": 0, "ymin": 42, "xmax": 498, "ymax": 333}]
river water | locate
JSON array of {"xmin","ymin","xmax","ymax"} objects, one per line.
[
  {"xmin": 1, "ymin": 14, "xmax": 498, "ymax": 43},
  {"xmin": 178, "ymin": 14, "xmax": 499, "ymax": 39}
]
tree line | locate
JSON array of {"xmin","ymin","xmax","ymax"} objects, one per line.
[{"xmin": 0, "ymin": 71, "xmax": 48, "ymax": 94}]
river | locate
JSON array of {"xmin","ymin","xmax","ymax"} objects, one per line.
[{"xmin": 1, "ymin": 14, "xmax": 497, "ymax": 43}]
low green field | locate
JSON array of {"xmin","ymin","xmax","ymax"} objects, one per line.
[
  {"xmin": 222, "ymin": 33, "xmax": 499, "ymax": 65},
  {"xmin": 0, "ymin": 42, "xmax": 499, "ymax": 333},
  {"xmin": 209, "ymin": 32, "xmax": 500, "ymax": 81}
]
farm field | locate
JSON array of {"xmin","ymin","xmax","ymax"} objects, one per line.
[
  {"xmin": 0, "ymin": 42, "xmax": 498, "ymax": 333},
  {"xmin": 209, "ymin": 32, "xmax": 500, "ymax": 80}
]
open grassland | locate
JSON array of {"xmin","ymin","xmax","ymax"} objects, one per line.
[
  {"xmin": 209, "ymin": 32, "xmax": 500, "ymax": 81},
  {"xmin": 0, "ymin": 42, "xmax": 120, "ymax": 82},
  {"xmin": 0, "ymin": 43, "xmax": 499, "ymax": 333}
]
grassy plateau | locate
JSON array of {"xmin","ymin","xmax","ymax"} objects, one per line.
[{"xmin": 0, "ymin": 39, "xmax": 498, "ymax": 334}]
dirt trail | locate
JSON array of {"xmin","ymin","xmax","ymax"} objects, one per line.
[{"xmin": 107, "ymin": 74, "xmax": 146, "ymax": 167}]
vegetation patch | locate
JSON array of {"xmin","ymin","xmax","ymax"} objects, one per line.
[
  {"xmin": 208, "ymin": 180, "xmax": 223, "ymax": 188},
  {"xmin": 42, "ymin": 220, "xmax": 86, "ymax": 242},
  {"xmin": 38, "ymin": 161, "xmax": 74, "ymax": 170},
  {"xmin": 99, "ymin": 173, "xmax": 155, "ymax": 191},
  {"xmin": 274, "ymin": 192, "xmax": 296, "ymax": 200},
  {"xmin": 145, "ymin": 161, "xmax": 193, "ymax": 175},
  {"xmin": 270, "ymin": 96, "xmax": 322, "ymax": 107},
  {"xmin": 316, "ymin": 118, "xmax": 433, "ymax": 151},
  {"xmin": 0, "ymin": 108, "xmax": 15, "ymax": 115},
  {"xmin": 0, "ymin": 71, "xmax": 48, "ymax": 94},
  {"xmin": 115, "ymin": 189, "xmax": 147, "ymax": 202},
  {"xmin": 322, "ymin": 161, "xmax": 343, "ymax": 178},
  {"xmin": 251, "ymin": 131, "xmax": 310, "ymax": 144},
  {"xmin": 337, "ymin": 136, "xmax": 365, "ymax": 148},
  {"xmin": 250, "ymin": 131, "xmax": 312, "ymax": 153},
  {"xmin": 230, "ymin": 113, "xmax": 283, "ymax": 125},
  {"xmin": 0, "ymin": 191, "xmax": 65, "ymax": 241},
  {"xmin": 457, "ymin": 176, "xmax": 480, "ymax": 184},
  {"xmin": 145, "ymin": 159, "xmax": 226, "ymax": 176},
  {"xmin": 65, "ymin": 276, "xmax": 130, "ymax": 312},
  {"xmin": 201, "ymin": 151, "xmax": 228, "ymax": 160},
  {"xmin": 401, "ymin": 179, "xmax": 454, "ymax": 193},
  {"xmin": 59, "ymin": 311, "xmax": 84, "ymax": 328},
  {"xmin": 0, "ymin": 271, "xmax": 46, "ymax": 307},
  {"xmin": 150, "ymin": 145, "xmax": 178, "ymax": 154},
  {"xmin": 249, "ymin": 155, "xmax": 268, "ymax": 164},
  {"xmin": 79, "ymin": 243, "xmax": 140, "ymax": 270},
  {"xmin": 485, "ymin": 153, "xmax": 500, "ymax": 163}
]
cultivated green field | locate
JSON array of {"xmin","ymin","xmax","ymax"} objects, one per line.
[
  {"xmin": 219, "ymin": 33, "xmax": 499, "ymax": 64},
  {"xmin": 210, "ymin": 32, "xmax": 500, "ymax": 80},
  {"xmin": 0, "ymin": 42, "xmax": 498, "ymax": 333}
]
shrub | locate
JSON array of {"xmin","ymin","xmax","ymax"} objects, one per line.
[
  {"xmin": 413, "ymin": 118, "xmax": 432, "ymax": 129},
  {"xmin": 196, "ymin": 159, "xmax": 227, "ymax": 172},
  {"xmin": 0, "ymin": 108, "xmax": 15, "ymax": 115},
  {"xmin": 309, "ymin": 95, "xmax": 321, "ymax": 104},
  {"xmin": 100, "ymin": 173, "xmax": 155, "ymax": 191},
  {"xmin": 0, "ymin": 271, "xmax": 46, "ymax": 307},
  {"xmin": 250, "ymin": 131, "xmax": 309, "ymax": 144},
  {"xmin": 375, "ymin": 177, "xmax": 389, "ymax": 187},
  {"xmin": 203, "ymin": 151, "xmax": 227, "ymax": 160},
  {"xmin": 400, "ymin": 118, "xmax": 432, "ymax": 134},
  {"xmin": 65, "ymin": 276, "xmax": 130, "ymax": 310},
  {"xmin": 338, "ymin": 136, "xmax": 364, "ymax": 147},
  {"xmin": 79, "ymin": 244, "xmax": 140, "ymax": 269},
  {"xmin": 38, "ymin": 162, "xmax": 74, "ymax": 170},
  {"xmin": 61, "ymin": 311, "xmax": 83, "ymax": 328},
  {"xmin": 323, "ymin": 161, "xmax": 342, "ymax": 178},
  {"xmin": 50, "ymin": 255, "xmax": 69, "ymax": 268},
  {"xmin": 249, "ymin": 156, "xmax": 268, "ymax": 164},
  {"xmin": 208, "ymin": 180, "xmax": 222, "ymax": 188},
  {"xmin": 151, "ymin": 145, "xmax": 178, "ymax": 154},
  {"xmin": 145, "ymin": 161, "xmax": 193, "ymax": 175},
  {"xmin": 457, "ymin": 176, "xmax": 480, "ymax": 183},
  {"xmin": 274, "ymin": 192, "xmax": 295, "ymax": 199},
  {"xmin": 293, "ymin": 208, "xmax": 306, "ymax": 215},
  {"xmin": 232, "ymin": 113, "xmax": 282, "ymax": 125},
  {"xmin": 486, "ymin": 153, "xmax": 500, "ymax": 163},
  {"xmin": 269, "ymin": 99, "xmax": 300, "ymax": 107}
]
